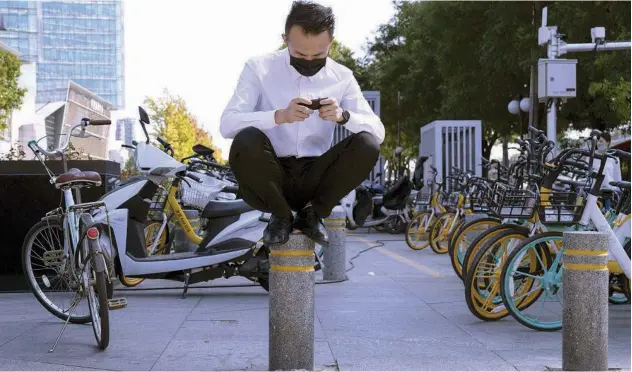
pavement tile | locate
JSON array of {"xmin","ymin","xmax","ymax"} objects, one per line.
[
  {"xmin": 326, "ymin": 334, "xmax": 516, "ymax": 371},
  {"xmin": 151, "ymin": 339, "xmax": 336, "ymax": 371},
  {"xmin": 495, "ymin": 343, "xmax": 632, "ymax": 371},
  {"xmin": 0, "ymin": 305, "xmax": 192, "ymax": 370},
  {"xmin": 0, "ymin": 357, "xmax": 103, "ymax": 371},
  {"xmin": 317, "ymin": 308, "xmax": 481, "ymax": 347},
  {"xmin": 182, "ymin": 309, "xmax": 327, "ymax": 342}
]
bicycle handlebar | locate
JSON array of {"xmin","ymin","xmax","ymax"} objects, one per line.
[
  {"xmin": 90, "ymin": 119, "xmax": 111, "ymax": 126},
  {"xmin": 28, "ymin": 121, "xmax": 85, "ymax": 157}
]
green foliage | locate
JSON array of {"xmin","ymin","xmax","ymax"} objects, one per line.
[
  {"xmin": 0, "ymin": 142, "xmax": 26, "ymax": 160},
  {"xmin": 144, "ymin": 89, "xmax": 223, "ymax": 162},
  {"xmin": 0, "ymin": 49, "xmax": 27, "ymax": 136},
  {"xmin": 363, "ymin": 1, "xmax": 630, "ymax": 160},
  {"xmin": 120, "ymin": 155, "xmax": 139, "ymax": 181}
]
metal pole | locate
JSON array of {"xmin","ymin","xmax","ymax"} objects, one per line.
[
  {"xmin": 397, "ymin": 91, "xmax": 401, "ymax": 180},
  {"xmin": 323, "ymin": 206, "xmax": 347, "ymax": 281},
  {"xmin": 547, "ymin": 98, "xmax": 557, "ymax": 149},
  {"xmin": 562, "ymin": 231, "xmax": 609, "ymax": 371},
  {"xmin": 269, "ymin": 233, "xmax": 315, "ymax": 371}
]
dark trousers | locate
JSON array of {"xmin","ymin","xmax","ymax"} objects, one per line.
[{"xmin": 229, "ymin": 127, "xmax": 380, "ymax": 218}]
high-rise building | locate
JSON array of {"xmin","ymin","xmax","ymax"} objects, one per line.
[
  {"xmin": 0, "ymin": 0, "xmax": 125, "ymax": 109},
  {"xmin": 115, "ymin": 117, "xmax": 134, "ymax": 145}
]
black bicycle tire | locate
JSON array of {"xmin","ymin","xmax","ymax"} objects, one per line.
[
  {"xmin": 448, "ymin": 219, "xmax": 467, "ymax": 253},
  {"xmin": 89, "ymin": 267, "xmax": 110, "ymax": 349},
  {"xmin": 428, "ymin": 212, "xmax": 452, "ymax": 254},
  {"xmin": 449, "ymin": 218, "xmax": 501, "ymax": 280},
  {"xmin": 499, "ymin": 231, "xmax": 561, "ymax": 332},
  {"xmin": 22, "ymin": 220, "xmax": 91, "ymax": 324},
  {"xmin": 461, "ymin": 223, "xmax": 528, "ymax": 283},
  {"xmin": 405, "ymin": 212, "xmax": 433, "ymax": 250},
  {"xmin": 464, "ymin": 228, "xmax": 530, "ymax": 321}
]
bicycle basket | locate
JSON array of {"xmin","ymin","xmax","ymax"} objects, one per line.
[
  {"xmin": 180, "ymin": 173, "xmax": 227, "ymax": 210},
  {"xmin": 470, "ymin": 188, "xmax": 490, "ymax": 212},
  {"xmin": 414, "ymin": 193, "xmax": 432, "ymax": 212},
  {"xmin": 538, "ymin": 190, "xmax": 586, "ymax": 225},
  {"xmin": 439, "ymin": 192, "xmax": 460, "ymax": 209},
  {"xmin": 489, "ymin": 183, "xmax": 537, "ymax": 219},
  {"xmin": 148, "ymin": 185, "xmax": 169, "ymax": 220}
]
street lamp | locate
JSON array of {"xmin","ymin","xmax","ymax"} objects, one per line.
[
  {"xmin": 508, "ymin": 96, "xmax": 530, "ymax": 136},
  {"xmin": 506, "ymin": 96, "xmax": 530, "ymax": 167}
]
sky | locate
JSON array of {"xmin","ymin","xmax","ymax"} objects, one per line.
[{"xmin": 121, "ymin": 0, "xmax": 397, "ymax": 160}]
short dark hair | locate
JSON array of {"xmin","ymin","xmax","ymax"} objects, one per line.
[
  {"xmin": 285, "ymin": 1, "xmax": 335, "ymax": 37},
  {"xmin": 600, "ymin": 131, "xmax": 612, "ymax": 143}
]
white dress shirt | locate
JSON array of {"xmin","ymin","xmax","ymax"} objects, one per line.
[
  {"xmin": 591, "ymin": 156, "xmax": 622, "ymax": 190},
  {"xmin": 220, "ymin": 48, "xmax": 385, "ymax": 158}
]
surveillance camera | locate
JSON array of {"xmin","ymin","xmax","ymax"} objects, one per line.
[{"xmin": 591, "ymin": 27, "xmax": 606, "ymax": 44}]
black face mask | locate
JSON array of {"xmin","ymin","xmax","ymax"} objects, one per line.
[{"xmin": 290, "ymin": 54, "xmax": 327, "ymax": 77}]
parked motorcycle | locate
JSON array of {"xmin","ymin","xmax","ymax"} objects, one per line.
[
  {"xmin": 90, "ymin": 106, "xmax": 322, "ymax": 296},
  {"xmin": 340, "ymin": 172, "xmax": 415, "ymax": 234}
]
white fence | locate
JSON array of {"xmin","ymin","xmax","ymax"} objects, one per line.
[{"xmin": 419, "ymin": 120, "xmax": 482, "ymax": 192}]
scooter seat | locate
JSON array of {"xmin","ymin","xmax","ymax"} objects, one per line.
[{"xmin": 202, "ymin": 199, "xmax": 254, "ymax": 219}]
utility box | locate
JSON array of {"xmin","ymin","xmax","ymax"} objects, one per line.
[
  {"xmin": 538, "ymin": 58, "xmax": 578, "ymax": 101},
  {"xmin": 419, "ymin": 120, "xmax": 482, "ymax": 193}
]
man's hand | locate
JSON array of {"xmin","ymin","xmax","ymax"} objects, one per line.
[
  {"xmin": 319, "ymin": 98, "xmax": 344, "ymax": 123},
  {"xmin": 275, "ymin": 97, "xmax": 313, "ymax": 124}
]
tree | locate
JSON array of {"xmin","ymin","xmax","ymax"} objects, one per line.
[
  {"xmin": 0, "ymin": 49, "xmax": 27, "ymax": 136},
  {"xmin": 144, "ymin": 89, "xmax": 223, "ymax": 162},
  {"xmin": 120, "ymin": 155, "xmax": 139, "ymax": 181},
  {"xmin": 363, "ymin": 1, "xmax": 630, "ymax": 161}
]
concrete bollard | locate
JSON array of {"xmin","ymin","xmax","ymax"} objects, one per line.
[
  {"xmin": 269, "ymin": 233, "xmax": 315, "ymax": 371},
  {"xmin": 562, "ymin": 231, "xmax": 609, "ymax": 371},
  {"xmin": 323, "ymin": 206, "xmax": 347, "ymax": 281}
]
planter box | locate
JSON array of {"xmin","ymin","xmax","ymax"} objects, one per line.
[{"xmin": 0, "ymin": 160, "xmax": 120, "ymax": 291}]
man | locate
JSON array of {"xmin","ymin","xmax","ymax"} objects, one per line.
[
  {"xmin": 591, "ymin": 131, "xmax": 622, "ymax": 210},
  {"xmin": 220, "ymin": 0, "xmax": 385, "ymax": 247}
]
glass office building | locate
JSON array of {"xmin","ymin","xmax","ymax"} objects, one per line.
[{"xmin": 0, "ymin": 1, "xmax": 125, "ymax": 109}]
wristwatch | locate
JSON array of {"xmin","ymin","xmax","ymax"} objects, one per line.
[{"xmin": 338, "ymin": 109, "xmax": 350, "ymax": 125}]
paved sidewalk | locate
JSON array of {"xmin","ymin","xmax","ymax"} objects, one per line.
[{"xmin": 0, "ymin": 231, "xmax": 629, "ymax": 371}]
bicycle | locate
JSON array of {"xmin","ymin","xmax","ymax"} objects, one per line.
[
  {"xmin": 23, "ymin": 117, "xmax": 120, "ymax": 351},
  {"xmin": 498, "ymin": 129, "xmax": 631, "ymax": 331}
]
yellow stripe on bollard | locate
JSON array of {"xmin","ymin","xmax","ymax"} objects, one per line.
[
  {"xmin": 564, "ymin": 249, "xmax": 608, "ymax": 256},
  {"xmin": 563, "ymin": 263, "xmax": 608, "ymax": 271},
  {"xmin": 270, "ymin": 250, "xmax": 314, "ymax": 257},
  {"xmin": 270, "ymin": 265, "xmax": 315, "ymax": 273}
]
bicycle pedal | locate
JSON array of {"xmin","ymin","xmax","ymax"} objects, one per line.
[
  {"xmin": 108, "ymin": 298, "xmax": 127, "ymax": 310},
  {"xmin": 43, "ymin": 250, "xmax": 64, "ymax": 267}
]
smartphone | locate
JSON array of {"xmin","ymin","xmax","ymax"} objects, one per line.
[{"xmin": 299, "ymin": 98, "xmax": 328, "ymax": 110}]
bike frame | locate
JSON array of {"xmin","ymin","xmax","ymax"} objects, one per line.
[{"xmin": 579, "ymin": 193, "xmax": 631, "ymax": 278}]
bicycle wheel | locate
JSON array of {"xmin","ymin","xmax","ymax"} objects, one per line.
[
  {"xmin": 448, "ymin": 218, "xmax": 467, "ymax": 253},
  {"xmin": 500, "ymin": 232, "xmax": 563, "ymax": 331},
  {"xmin": 405, "ymin": 211, "xmax": 434, "ymax": 250},
  {"xmin": 118, "ymin": 220, "xmax": 169, "ymax": 287},
  {"xmin": 428, "ymin": 212, "xmax": 456, "ymax": 254},
  {"xmin": 81, "ymin": 223, "xmax": 110, "ymax": 350},
  {"xmin": 22, "ymin": 219, "xmax": 91, "ymax": 324},
  {"xmin": 449, "ymin": 218, "xmax": 501, "ymax": 280},
  {"xmin": 461, "ymin": 224, "xmax": 527, "ymax": 283},
  {"xmin": 464, "ymin": 228, "xmax": 532, "ymax": 321}
]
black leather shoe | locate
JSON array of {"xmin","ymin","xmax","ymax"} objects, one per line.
[
  {"xmin": 263, "ymin": 215, "xmax": 294, "ymax": 246},
  {"xmin": 294, "ymin": 206, "xmax": 329, "ymax": 246}
]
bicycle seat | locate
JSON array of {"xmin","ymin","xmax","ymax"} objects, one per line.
[
  {"xmin": 202, "ymin": 199, "xmax": 254, "ymax": 219},
  {"xmin": 610, "ymin": 181, "xmax": 631, "ymax": 190},
  {"xmin": 54, "ymin": 168, "xmax": 102, "ymax": 189},
  {"xmin": 193, "ymin": 144, "xmax": 214, "ymax": 157}
]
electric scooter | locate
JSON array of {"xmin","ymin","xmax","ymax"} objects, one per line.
[{"xmin": 90, "ymin": 107, "xmax": 321, "ymax": 296}]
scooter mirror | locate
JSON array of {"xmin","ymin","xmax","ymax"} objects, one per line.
[{"xmin": 138, "ymin": 106, "xmax": 150, "ymax": 124}]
